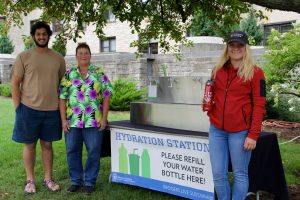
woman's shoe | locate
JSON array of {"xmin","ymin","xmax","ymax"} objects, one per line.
[
  {"xmin": 66, "ymin": 185, "xmax": 81, "ymax": 193},
  {"xmin": 43, "ymin": 179, "xmax": 60, "ymax": 192}
]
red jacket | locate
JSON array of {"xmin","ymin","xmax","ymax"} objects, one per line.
[{"xmin": 208, "ymin": 63, "xmax": 266, "ymax": 140}]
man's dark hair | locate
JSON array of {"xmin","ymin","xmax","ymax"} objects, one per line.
[
  {"xmin": 30, "ymin": 21, "xmax": 52, "ymax": 37},
  {"xmin": 76, "ymin": 42, "xmax": 91, "ymax": 55}
]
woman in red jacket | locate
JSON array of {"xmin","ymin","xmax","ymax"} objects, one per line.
[{"xmin": 207, "ymin": 31, "xmax": 266, "ymax": 200}]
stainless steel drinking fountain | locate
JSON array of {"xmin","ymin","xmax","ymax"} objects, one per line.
[{"xmin": 130, "ymin": 76, "xmax": 210, "ymax": 132}]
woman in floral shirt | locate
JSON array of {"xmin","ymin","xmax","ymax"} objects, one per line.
[{"xmin": 59, "ymin": 43, "xmax": 112, "ymax": 195}]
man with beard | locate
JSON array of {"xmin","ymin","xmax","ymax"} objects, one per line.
[{"xmin": 11, "ymin": 21, "xmax": 66, "ymax": 194}]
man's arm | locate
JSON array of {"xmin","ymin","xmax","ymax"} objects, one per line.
[
  {"xmin": 59, "ymin": 58, "xmax": 66, "ymax": 80},
  {"xmin": 11, "ymin": 74, "xmax": 23, "ymax": 109}
]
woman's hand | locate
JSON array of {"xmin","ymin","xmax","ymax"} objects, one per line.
[
  {"xmin": 244, "ymin": 137, "xmax": 257, "ymax": 151},
  {"xmin": 62, "ymin": 119, "xmax": 70, "ymax": 133},
  {"xmin": 98, "ymin": 118, "xmax": 107, "ymax": 131}
]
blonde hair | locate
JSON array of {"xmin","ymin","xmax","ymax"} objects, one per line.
[{"xmin": 213, "ymin": 44, "xmax": 255, "ymax": 81}]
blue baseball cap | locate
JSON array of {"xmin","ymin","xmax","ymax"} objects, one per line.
[{"xmin": 227, "ymin": 31, "xmax": 248, "ymax": 45}]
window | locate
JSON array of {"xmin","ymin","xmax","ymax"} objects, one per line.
[
  {"xmin": 263, "ymin": 21, "xmax": 295, "ymax": 45},
  {"xmin": 52, "ymin": 20, "xmax": 63, "ymax": 33},
  {"xmin": 281, "ymin": 24, "xmax": 293, "ymax": 33},
  {"xmin": 104, "ymin": 10, "xmax": 116, "ymax": 22},
  {"xmin": 100, "ymin": 37, "xmax": 116, "ymax": 52},
  {"xmin": 139, "ymin": 42, "xmax": 159, "ymax": 54},
  {"xmin": 149, "ymin": 43, "xmax": 158, "ymax": 54}
]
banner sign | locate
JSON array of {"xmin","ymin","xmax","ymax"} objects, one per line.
[{"xmin": 110, "ymin": 128, "xmax": 214, "ymax": 199}]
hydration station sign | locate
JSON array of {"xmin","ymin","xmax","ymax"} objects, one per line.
[{"xmin": 110, "ymin": 128, "xmax": 214, "ymax": 200}]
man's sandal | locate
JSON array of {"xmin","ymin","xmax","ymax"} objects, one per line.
[
  {"xmin": 24, "ymin": 180, "xmax": 36, "ymax": 194},
  {"xmin": 43, "ymin": 179, "xmax": 60, "ymax": 192}
]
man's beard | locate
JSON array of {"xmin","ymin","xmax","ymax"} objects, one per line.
[{"xmin": 33, "ymin": 37, "xmax": 49, "ymax": 48}]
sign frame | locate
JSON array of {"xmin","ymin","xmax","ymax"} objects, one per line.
[{"xmin": 110, "ymin": 127, "xmax": 214, "ymax": 200}]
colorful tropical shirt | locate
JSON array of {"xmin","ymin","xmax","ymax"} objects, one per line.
[{"xmin": 59, "ymin": 64, "xmax": 113, "ymax": 128}]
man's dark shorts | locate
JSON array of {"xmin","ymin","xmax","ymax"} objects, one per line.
[{"xmin": 12, "ymin": 103, "xmax": 62, "ymax": 144}]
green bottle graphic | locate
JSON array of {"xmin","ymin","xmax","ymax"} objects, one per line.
[
  {"xmin": 141, "ymin": 149, "xmax": 151, "ymax": 178},
  {"xmin": 119, "ymin": 143, "xmax": 128, "ymax": 174},
  {"xmin": 129, "ymin": 148, "xmax": 140, "ymax": 176}
]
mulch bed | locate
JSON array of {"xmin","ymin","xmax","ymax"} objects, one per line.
[{"xmin": 263, "ymin": 119, "xmax": 300, "ymax": 144}]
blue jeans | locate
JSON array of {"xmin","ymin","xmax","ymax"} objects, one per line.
[
  {"xmin": 209, "ymin": 124, "xmax": 252, "ymax": 200},
  {"xmin": 65, "ymin": 128, "xmax": 103, "ymax": 186}
]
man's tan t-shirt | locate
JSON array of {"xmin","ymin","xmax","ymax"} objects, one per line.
[{"xmin": 13, "ymin": 48, "xmax": 66, "ymax": 111}]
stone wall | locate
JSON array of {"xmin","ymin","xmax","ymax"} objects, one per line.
[
  {"xmin": 0, "ymin": 44, "xmax": 267, "ymax": 88},
  {"xmin": 64, "ymin": 52, "xmax": 148, "ymax": 88},
  {"xmin": 150, "ymin": 44, "xmax": 266, "ymax": 77},
  {"xmin": 0, "ymin": 54, "xmax": 15, "ymax": 83}
]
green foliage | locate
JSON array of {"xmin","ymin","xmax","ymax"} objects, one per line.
[
  {"xmin": 0, "ymin": 0, "xmax": 263, "ymax": 53},
  {"xmin": 189, "ymin": 9, "xmax": 240, "ymax": 38},
  {"xmin": 0, "ymin": 35, "xmax": 14, "ymax": 54},
  {"xmin": 264, "ymin": 25, "xmax": 300, "ymax": 86},
  {"xmin": 239, "ymin": 10, "xmax": 263, "ymax": 45},
  {"xmin": 0, "ymin": 22, "xmax": 14, "ymax": 54},
  {"xmin": 189, "ymin": 10, "xmax": 216, "ymax": 36},
  {"xmin": 51, "ymin": 36, "xmax": 66, "ymax": 56},
  {"xmin": 0, "ymin": 83, "xmax": 12, "ymax": 97},
  {"xmin": 266, "ymin": 67, "xmax": 300, "ymax": 121},
  {"xmin": 22, "ymin": 35, "xmax": 35, "ymax": 50},
  {"xmin": 0, "ymin": 22, "xmax": 6, "ymax": 32},
  {"xmin": 110, "ymin": 78, "xmax": 147, "ymax": 111},
  {"xmin": 267, "ymin": 88, "xmax": 300, "ymax": 121},
  {"xmin": 263, "ymin": 23, "xmax": 300, "ymax": 121},
  {"xmin": 0, "ymin": 21, "xmax": 8, "ymax": 35},
  {"xmin": 160, "ymin": 64, "xmax": 168, "ymax": 77}
]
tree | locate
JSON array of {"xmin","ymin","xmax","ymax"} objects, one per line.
[
  {"xmin": 189, "ymin": 10, "xmax": 239, "ymax": 38},
  {"xmin": 239, "ymin": 10, "xmax": 263, "ymax": 45},
  {"xmin": 0, "ymin": 0, "xmax": 262, "ymax": 53},
  {"xmin": 189, "ymin": 10, "xmax": 218, "ymax": 37},
  {"xmin": 0, "ymin": 36, "xmax": 14, "ymax": 54},
  {"xmin": 0, "ymin": 22, "xmax": 14, "ymax": 54},
  {"xmin": 0, "ymin": 0, "xmax": 298, "ymax": 52}
]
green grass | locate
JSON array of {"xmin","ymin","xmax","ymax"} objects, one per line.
[
  {"xmin": 0, "ymin": 97, "xmax": 299, "ymax": 199},
  {"xmin": 0, "ymin": 97, "xmax": 183, "ymax": 200},
  {"xmin": 279, "ymin": 140, "xmax": 300, "ymax": 185}
]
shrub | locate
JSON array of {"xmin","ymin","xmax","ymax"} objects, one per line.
[
  {"xmin": 262, "ymin": 23, "xmax": 300, "ymax": 122},
  {"xmin": 0, "ymin": 83, "xmax": 12, "ymax": 97},
  {"xmin": 110, "ymin": 78, "xmax": 147, "ymax": 111},
  {"xmin": 0, "ymin": 36, "xmax": 14, "ymax": 54},
  {"xmin": 266, "ymin": 90, "xmax": 300, "ymax": 121},
  {"xmin": 263, "ymin": 25, "xmax": 300, "ymax": 87}
]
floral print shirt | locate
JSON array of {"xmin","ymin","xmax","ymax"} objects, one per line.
[{"xmin": 59, "ymin": 64, "xmax": 113, "ymax": 128}]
